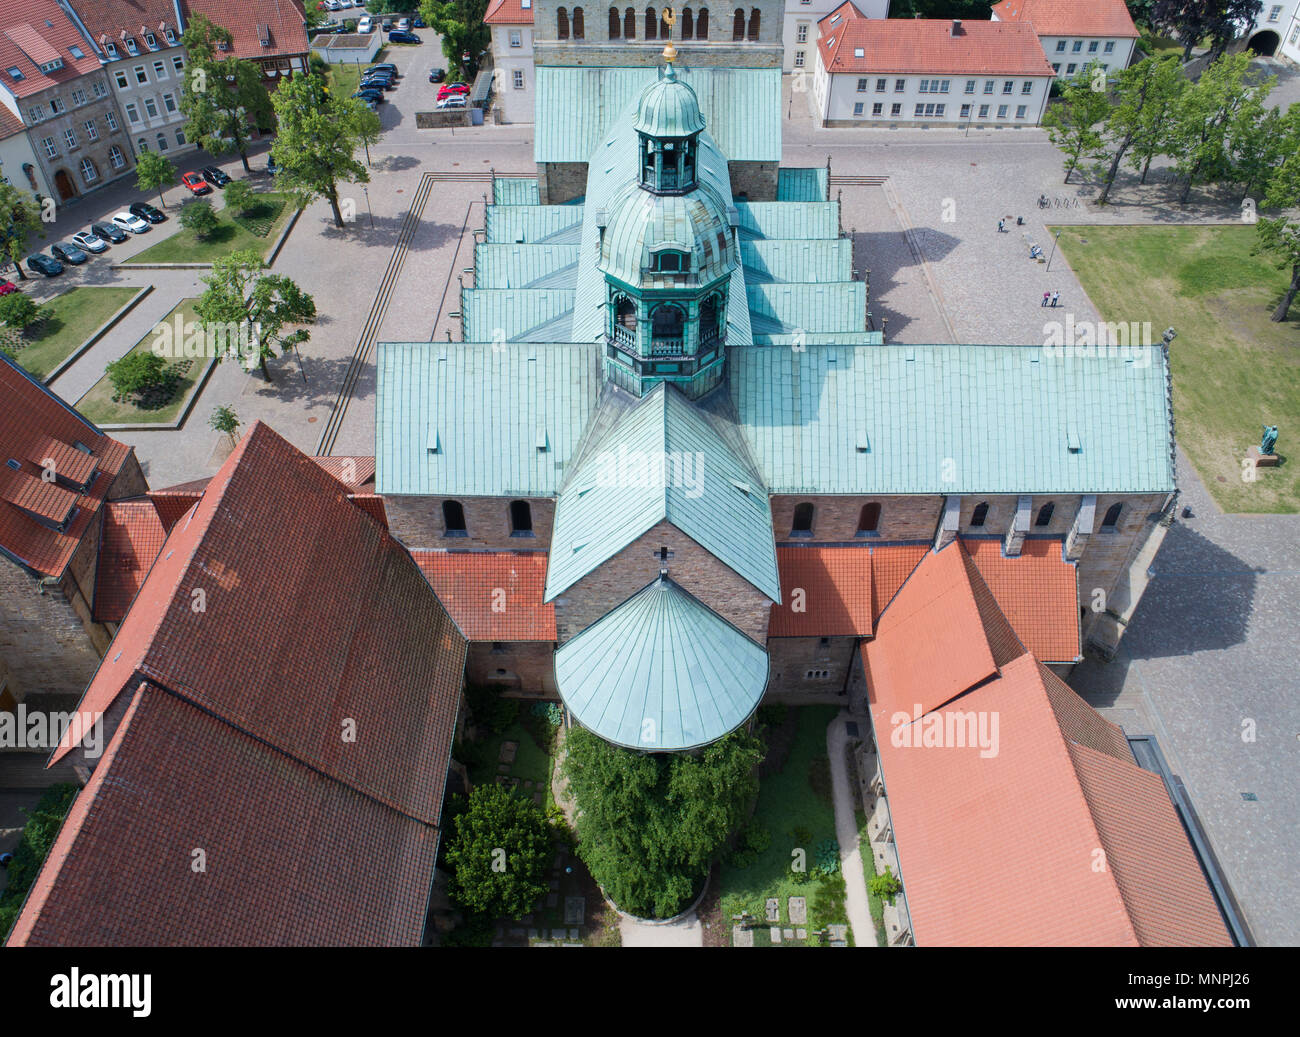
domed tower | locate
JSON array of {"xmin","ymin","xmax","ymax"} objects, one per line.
[{"xmin": 598, "ymin": 65, "xmax": 737, "ymax": 400}]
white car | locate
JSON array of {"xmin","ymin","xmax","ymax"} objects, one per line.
[
  {"xmin": 323, "ymin": 0, "xmax": 341, "ymax": 10},
  {"xmin": 396, "ymin": 17, "xmax": 410, "ymax": 30},
  {"xmin": 111, "ymin": 211, "xmax": 150, "ymax": 233},
  {"xmin": 71, "ymin": 230, "xmax": 108, "ymax": 252},
  {"xmin": 357, "ymin": 15, "xmax": 373, "ymax": 32},
  {"xmin": 436, "ymin": 95, "xmax": 467, "ymax": 110}
]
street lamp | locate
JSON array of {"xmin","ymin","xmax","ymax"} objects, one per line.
[
  {"xmin": 1045, "ymin": 228, "xmax": 1062, "ymax": 272},
  {"xmin": 362, "ymin": 185, "xmax": 374, "ymax": 229}
]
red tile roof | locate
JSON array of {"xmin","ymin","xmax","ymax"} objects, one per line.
[
  {"xmin": 992, "ymin": 0, "xmax": 1140, "ymax": 38},
  {"xmin": 864, "ymin": 547, "xmax": 1231, "ymax": 947},
  {"xmin": 485, "ymin": 0, "xmax": 535, "ymax": 25},
  {"xmin": 0, "ymin": 0, "xmax": 106, "ymax": 99},
  {"xmin": 313, "ymin": 455, "xmax": 376, "ymax": 489},
  {"xmin": 0, "ymin": 354, "xmax": 132, "ymax": 578},
  {"xmin": 12, "ymin": 422, "xmax": 468, "ymax": 945},
  {"xmin": 818, "ymin": 6, "xmax": 1055, "ymax": 76},
  {"xmin": 179, "ymin": 0, "xmax": 310, "ymax": 61},
  {"xmin": 94, "ymin": 499, "xmax": 167, "ymax": 623},
  {"xmin": 870, "ymin": 543, "xmax": 930, "ymax": 621},
  {"xmin": 769, "ymin": 546, "xmax": 873, "ymax": 637},
  {"xmin": 963, "ymin": 537, "xmax": 1080, "ymax": 661},
  {"xmin": 68, "ymin": 0, "xmax": 183, "ymax": 52},
  {"xmin": 0, "ymin": 103, "xmax": 25, "ymax": 140},
  {"xmin": 414, "ymin": 549, "xmax": 555, "ymax": 641},
  {"xmin": 10, "ymin": 681, "xmax": 442, "ymax": 946},
  {"xmin": 146, "ymin": 488, "xmax": 202, "ymax": 532}
]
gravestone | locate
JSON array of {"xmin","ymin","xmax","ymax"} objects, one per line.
[
  {"xmin": 783, "ymin": 928, "xmax": 794, "ymax": 941},
  {"xmin": 788, "ymin": 897, "xmax": 807, "ymax": 924},
  {"xmin": 796, "ymin": 928, "xmax": 807, "ymax": 940},
  {"xmin": 770, "ymin": 926, "xmax": 782, "ymax": 943},
  {"xmin": 499, "ymin": 741, "xmax": 518, "ymax": 763},
  {"xmin": 765, "ymin": 898, "xmax": 779, "ymax": 923},
  {"xmin": 733, "ymin": 925, "xmax": 754, "ymax": 947},
  {"xmin": 564, "ymin": 896, "xmax": 586, "ymax": 926}
]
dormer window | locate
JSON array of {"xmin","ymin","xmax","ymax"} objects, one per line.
[
  {"xmin": 125, "ymin": 38, "xmax": 138, "ymax": 55},
  {"xmin": 145, "ymin": 33, "xmax": 158, "ymax": 49},
  {"xmin": 165, "ymin": 28, "xmax": 176, "ymax": 45},
  {"xmin": 105, "ymin": 42, "xmax": 117, "ymax": 58},
  {"xmin": 653, "ymin": 250, "xmax": 688, "ymax": 273},
  {"xmin": 39, "ymin": 58, "xmax": 63, "ymax": 74}
]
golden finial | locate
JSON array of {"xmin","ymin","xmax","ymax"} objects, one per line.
[{"xmin": 661, "ymin": 7, "xmax": 677, "ymax": 63}]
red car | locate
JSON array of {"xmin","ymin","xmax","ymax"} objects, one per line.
[
  {"xmin": 437, "ymin": 82, "xmax": 470, "ymax": 101},
  {"xmin": 181, "ymin": 171, "xmax": 211, "ymax": 195},
  {"xmin": 0, "ymin": 280, "xmax": 18, "ymax": 295}
]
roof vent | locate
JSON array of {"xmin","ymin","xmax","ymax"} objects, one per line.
[
  {"xmin": 730, "ymin": 478, "xmax": 751, "ymax": 495},
  {"xmin": 535, "ymin": 428, "xmax": 549, "ymax": 451},
  {"xmin": 426, "ymin": 428, "xmax": 441, "ymax": 453},
  {"xmin": 1067, "ymin": 430, "xmax": 1082, "ymax": 453},
  {"xmin": 951, "ymin": 19, "xmax": 963, "ymax": 35},
  {"xmin": 856, "ymin": 433, "xmax": 870, "ymax": 453}
]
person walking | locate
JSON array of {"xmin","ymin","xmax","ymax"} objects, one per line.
[
  {"xmin": 998, "ymin": 219, "xmax": 1005, "ymax": 233},
  {"xmin": 1050, "ymin": 290, "xmax": 1060, "ymax": 308},
  {"xmin": 1042, "ymin": 291, "xmax": 1050, "ymax": 307}
]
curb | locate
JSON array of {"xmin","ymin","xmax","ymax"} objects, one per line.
[
  {"xmin": 43, "ymin": 284, "xmax": 154, "ymax": 386},
  {"xmin": 265, "ymin": 205, "xmax": 304, "ymax": 267},
  {"xmin": 90, "ymin": 354, "xmax": 217, "ymax": 432},
  {"xmin": 114, "ymin": 201, "xmax": 303, "ymax": 271}
]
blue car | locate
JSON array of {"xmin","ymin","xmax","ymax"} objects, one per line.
[
  {"xmin": 26, "ymin": 254, "xmax": 64, "ymax": 277},
  {"xmin": 388, "ymin": 30, "xmax": 421, "ymax": 43},
  {"xmin": 50, "ymin": 242, "xmax": 89, "ymax": 265}
]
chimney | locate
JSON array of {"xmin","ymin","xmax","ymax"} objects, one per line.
[{"xmin": 952, "ymin": 19, "xmax": 963, "ymax": 35}]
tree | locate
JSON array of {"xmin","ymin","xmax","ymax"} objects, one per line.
[
  {"xmin": 1042, "ymin": 66, "xmax": 1112, "ymax": 184},
  {"xmin": 196, "ymin": 247, "xmax": 317, "ymax": 378},
  {"xmin": 210, "ymin": 404, "xmax": 241, "ymax": 444},
  {"xmin": 269, "ymin": 73, "xmax": 380, "ymax": 229},
  {"xmin": 1125, "ymin": 55, "xmax": 1189, "ymax": 184},
  {"xmin": 180, "ymin": 14, "xmax": 273, "ymax": 174},
  {"xmin": 0, "ymin": 293, "xmax": 42, "ymax": 331},
  {"xmin": 0, "ymin": 183, "xmax": 45, "ymax": 282},
  {"xmin": 1167, "ymin": 53, "xmax": 1269, "ymax": 203},
  {"xmin": 443, "ymin": 784, "xmax": 550, "ymax": 920},
  {"xmin": 106, "ymin": 351, "xmax": 174, "ymax": 402},
  {"xmin": 563, "ymin": 725, "xmax": 765, "ymax": 919},
  {"xmin": 1254, "ymin": 144, "xmax": 1300, "ymax": 320},
  {"xmin": 1097, "ymin": 56, "xmax": 1184, "ymax": 204},
  {"xmin": 179, "ymin": 199, "xmax": 220, "ymax": 240},
  {"xmin": 420, "ymin": 0, "xmax": 490, "ymax": 79},
  {"xmin": 1229, "ymin": 99, "xmax": 1296, "ymax": 205},
  {"xmin": 135, "ymin": 151, "xmax": 177, "ymax": 210},
  {"xmin": 1152, "ymin": 0, "xmax": 1262, "ymax": 61},
  {"xmin": 221, "ymin": 178, "xmax": 256, "ymax": 216}
]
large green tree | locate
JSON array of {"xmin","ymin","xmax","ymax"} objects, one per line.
[
  {"xmin": 563, "ymin": 725, "xmax": 765, "ymax": 919},
  {"xmin": 1042, "ymin": 65, "xmax": 1113, "ymax": 185},
  {"xmin": 0, "ymin": 183, "xmax": 45, "ymax": 281},
  {"xmin": 135, "ymin": 151, "xmax": 178, "ymax": 210},
  {"xmin": 444, "ymin": 784, "xmax": 551, "ymax": 920},
  {"xmin": 1096, "ymin": 56, "xmax": 1184, "ymax": 204},
  {"xmin": 1152, "ymin": 0, "xmax": 1262, "ymax": 61},
  {"xmin": 1168, "ymin": 53, "xmax": 1270, "ymax": 204},
  {"xmin": 269, "ymin": 73, "xmax": 380, "ymax": 229},
  {"xmin": 1125, "ymin": 54, "xmax": 1189, "ymax": 185},
  {"xmin": 1255, "ymin": 144, "xmax": 1300, "ymax": 321},
  {"xmin": 179, "ymin": 14, "xmax": 273, "ymax": 174},
  {"xmin": 420, "ymin": 0, "xmax": 490, "ymax": 79}
]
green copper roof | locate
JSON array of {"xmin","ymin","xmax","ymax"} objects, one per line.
[
  {"xmin": 554, "ymin": 576, "xmax": 769, "ymax": 752},
  {"xmin": 546, "ymin": 383, "xmax": 779, "ymax": 602},
  {"xmin": 632, "ymin": 64, "xmax": 708, "ymax": 138},
  {"xmin": 461, "ymin": 288, "xmax": 574, "ymax": 342},
  {"xmin": 535, "ymin": 66, "xmax": 782, "ymax": 164},
  {"xmin": 492, "ymin": 177, "xmax": 540, "ymax": 205},
  {"xmin": 376, "ymin": 342, "xmax": 601, "ymax": 497},
  {"xmin": 728, "ymin": 344, "xmax": 1176, "ymax": 495},
  {"xmin": 777, "ymin": 167, "xmax": 830, "ymax": 202},
  {"xmin": 486, "ymin": 204, "xmax": 584, "ymax": 245},
  {"xmin": 473, "ymin": 244, "xmax": 581, "ymax": 290},
  {"xmin": 747, "ymin": 283, "xmax": 867, "ymax": 335},
  {"xmin": 742, "ymin": 239, "xmax": 853, "ymax": 284},
  {"xmin": 736, "ymin": 202, "xmax": 840, "ymax": 240},
  {"xmin": 598, "ymin": 180, "xmax": 736, "ymax": 290}
]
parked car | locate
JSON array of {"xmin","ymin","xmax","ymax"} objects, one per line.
[
  {"xmin": 361, "ymin": 67, "xmax": 394, "ymax": 81},
  {"xmin": 360, "ymin": 70, "xmax": 395, "ymax": 86},
  {"xmin": 381, "ymin": 17, "xmax": 392, "ymax": 30},
  {"xmin": 361, "ymin": 75, "xmax": 396, "ymax": 91},
  {"xmin": 129, "ymin": 202, "xmax": 166, "ymax": 224},
  {"xmin": 436, "ymin": 95, "xmax": 467, "ymax": 110},
  {"xmin": 181, "ymin": 171, "xmax": 212, "ymax": 195},
  {"xmin": 201, "ymin": 166, "xmax": 231, "ymax": 188},
  {"xmin": 112, "ymin": 211, "xmax": 151, "ymax": 233},
  {"xmin": 323, "ymin": 0, "xmax": 340, "ymax": 10},
  {"xmin": 429, "ymin": 67, "xmax": 446, "ymax": 83},
  {"xmin": 267, "ymin": 154, "xmax": 280, "ymax": 176},
  {"xmin": 437, "ymin": 82, "xmax": 470, "ymax": 100},
  {"xmin": 50, "ymin": 242, "xmax": 88, "ymax": 265},
  {"xmin": 396, "ymin": 17, "xmax": 410, "ymax": 30},
  {"xmin": 26, "ymin": 254, "xmax": 63, "ymax": 277},
  {"xmin": 352, "ymin": 88, "xmax": 385, "ymax": 104},
  {"xmin": 413, "ymin": 15, "xmax": 425, "ymax": 27},
  {"xmin": 357, "ymin": 15, "xmax": 373, "ymax": 32},
  {"xmin": 367, "ymin": 63, "xmax": 397, "ymax": 75},
  {"xmin": 91, "ymin": 221, "xmax": 128, "ymax": 243},
  {"xmin": 70, "ymin": 231, "xmax": 108, "ymax": 253},
  {"xmin": 0, "ymin": 280, "xmax": 18, "ymax": 295},
  {"xmin": 388, "ymin": 30, "xmax": 420, "ymax": 43}
]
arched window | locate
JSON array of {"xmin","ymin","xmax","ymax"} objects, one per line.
[
  {"xmin": 645, "ymin": 6, "xmax": 657, "ymax": 39},
  {"xmin": 856, "ymin": 501, "xmax": 880, "ymax": 535},
  {"xmin": 557, "ymin": 6, "xmax": 569, "ymax": 38},
  {"xmin": 682, "ymin": 7, "xmax": 693, "ymax": 36},
  {"xmin": 650, "ymin": 303, "xmax": 684, "ymax": 340},
  {"xmin": 1101, "ymin": 502, "xmax": 1122, "ymax": 530},
  {"xmin": 700, "ymin": 293, "xmax": 722, "ymax": 342},
  {"xmin": 1035, "ymin": 501, "xmax": 1055, "ymax": 527},
  {"xmin": 509, "ymin": 500, "xmax": 533, "ymax": 535},
  {"xmin": 625, "ymin": 6, "xmax": 636, "ymax": 37},
  {"xmin": 614, "ymin": 294, "xmax": 636, "ymax": 328},
  {"xmin": 655, "ymin": 250, "xmax": 687, "ymax": 272},
  {"xmin": 609, "ymin": 5, "xmax": 620, "ymax": 36},
  {"xmin": 442, "ymin": 499, "xmax": 467, "ymax": 536},
  {"xmin": 138, "ymin": 137, "xmax": 149, "ymax": 153},
  {"xmin": 732, "ymin": 8, "xmax": 744, "ymax": 39},
  {"xmin": 970, "ymin": 501, "xmax": 989, "ymax": 528},
  {"xmin": 156, "ymin": 132, "xmax": 168, "ymax": 151},
  {"xmin": 573, "ymin": 7, "xmax": 585, "ymax": 38},
  {"xmin": 792, "ymin": 502, "xmax": 815, "ymax": 536},
  {"xmin": 697, "ymin": 6, "xmax": 708, "ymax": 37},
  {"xmin": 748, "ymin": 7, "xmax": 760, "ymax": 40}
]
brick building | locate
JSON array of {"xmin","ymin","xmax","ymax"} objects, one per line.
[{"xmin": 180, "ymin": 0, "xmax": 311, "ymax": 83}]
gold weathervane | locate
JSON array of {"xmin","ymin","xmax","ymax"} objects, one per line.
[{"xmin": 661, "ymin": 7, "xmax": 677, "ymax": 63}]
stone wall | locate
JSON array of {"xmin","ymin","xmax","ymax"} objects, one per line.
[
  {"xmin": 539, "ymin": 162, "xmax": 589, "ymax": 205},
  {"xmin": 729, "ymin": 160, "xmax": 779, "ymax": 201},
  {"xmin": 383, "ymin": 494, "xmax": 556, "ymax": 551},
  {"xmin": 764, "ymin": 635, "xmax": 856, "ymax": 701},
  {"xmin": 469, "ymin": 640, "xmax": 557, "ymax": 696},
  {"xmin": 552, "ymin": 518, "xmax": 772, "ymax": 643},
  {"xmin": 0, "ymin": 561, "xmax": 104, "ymax": 707}
]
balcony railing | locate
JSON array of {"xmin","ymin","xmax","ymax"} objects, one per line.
[{"xmin": 650, "ymin": 337, "xmax": 684, "ymax": 356}]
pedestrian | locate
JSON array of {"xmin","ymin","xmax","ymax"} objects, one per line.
[
  {"xmin": 1041, "ymin": 291, "xmax": 1050, "ymax": 307},
  {"xmin": 1050, "ymin": 290, "xmax": 1060, "ymax": 308},
  {"xmin": 998, "ymin": 218, "xmax": 1005, "ymax": 233}
]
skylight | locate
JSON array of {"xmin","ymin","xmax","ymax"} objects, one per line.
[
  {"xmin": 854, "ymin": 47, "xmax": 864, "ymax": 57},
  {"xmin": 69, "ymin": 45, "xmax": 85, "ymax": 58},
  {"xmin": 6, "ymin": 67, "xmax": 23, "ymax": 81}
]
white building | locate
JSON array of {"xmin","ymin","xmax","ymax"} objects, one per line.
[
  {"xmin": 1244, "ymin": 0, "xmax": 1300, "ymax": 63},
  {"xmin": 812, "ymin": 4, "xmax": 1054, "ymax": 127},
  {"xmin": 784, "ymin": 0, "xmax": 887, "ymax": 73},
  {"xmin": 991, "ymin": 0, "xmax": 1139, "ymax": 78},
  {"xmin": 485, "ymin": 0, "xmax": 536, "ymax": 124}
]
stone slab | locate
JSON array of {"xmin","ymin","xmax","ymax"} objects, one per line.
[
  {"xmin": 765, "ymin": 897, "xmax": 780, "ymax": 923},
  {"xmin": 733, "ymin": 925, "xmax": 754, "ymax": 947},
  {"xmin": 788, "ymin": 896, "xmax": 807, "ymax": 924},
  {"xmin": 770, "ymin": 926, "xmax": 782, "ymax": 943},
  {"xmin": 564, "ymin": 895, "xmax": 586, "ymax": 925}
]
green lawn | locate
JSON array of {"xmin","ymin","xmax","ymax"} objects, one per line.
[
  {"xmin": 466, "ymin": 718, "xmax": 554, "ymax": 811},
  {"xmin": 75, "ymin": 298, "xmax": 208, "ymax": 426},
  {"xmin": 1054, "ymin": 224, "xmax": 1300, "ymax": 513},
  {"xmin": 3, "ymin": 286, "xmax": 139, "ymax": 380},
  {"xmin": 326, "ymin": 61, "xmax": 362, "ymax": 98},
  {"xmin": 718, "ymin": 706, "xmax": 855, "ymax": 946},
  {"xmin": 124, "ymin": 193, "xmax": 293, "ymax": 265}
]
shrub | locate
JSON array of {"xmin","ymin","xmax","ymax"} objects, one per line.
[
  {"xmin": 179, "ymin": 200, "xmax": 220, "ymax": 240},
  {"xmin": 814, "ymin": 838, "xmax": 840, "ymax": 877},
  {"xmin": 222, "ymin": 180, "xmax": 256, "ymax": 216},
  {"xmin": 869, "ymin": 867, "xmax": 903, "ymax": 904},
  {"xmin": 725, "ymin": 819, "xmax": 772, "ymax": 869},
  {"xmin": 105, "ymin": 350, "xmax": 177, "ymax": 403},
  {"xmin": 444, "ymin": 784, "xmax": 551, "ymax": 920},
  {"xmin": 0, "ymin": 783, "xmax": 78, "ymax": 940},
  {"xmin": 0, "ymin": 293, "xmax": 42, "ymax": 331},
  {"xmin": 464, "ymin": 684, "xmax": 519, "ymax": 735}
]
